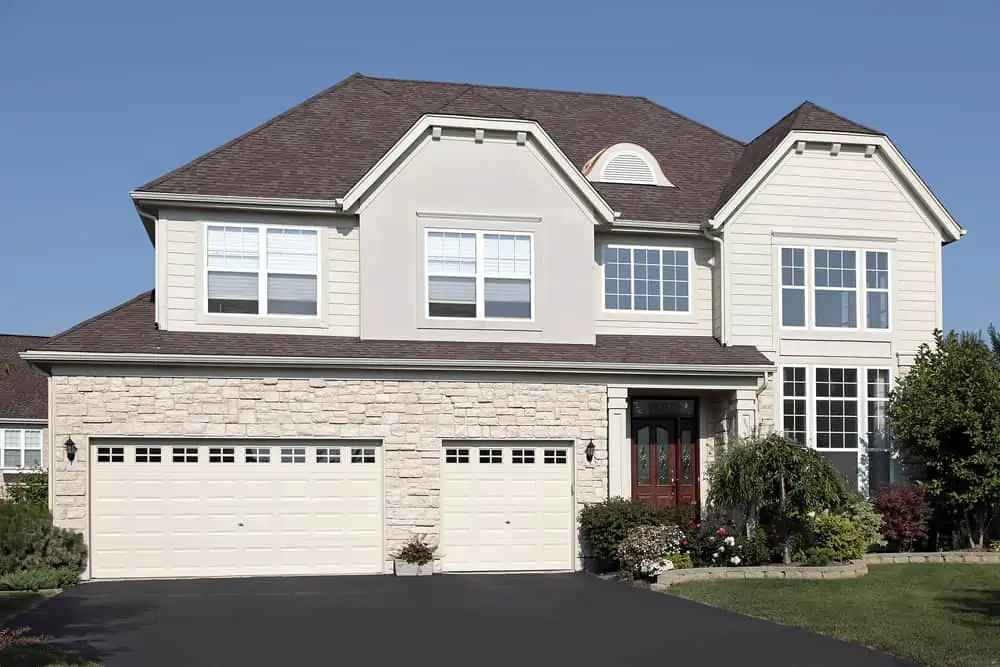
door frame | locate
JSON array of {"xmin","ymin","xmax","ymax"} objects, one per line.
[{"xmin": 629, "ymin": 397, "xmax": 700, "ymax": 510}]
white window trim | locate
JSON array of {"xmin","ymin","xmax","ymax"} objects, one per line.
[
  {"xmin": 424, "ymin": 228, "xmax": 536, "ymax": 322},
  {"xmin": 601, "ymin": 244, "xmax": 694, "ymax": 315},
  {"xmin": 778, "ymin": 246, "xmax": 891, "ymax": 332},
  {"xmin": 203, "ymin": 222, "xmax": 321, "ymax": 319},
  {"xmin": 863, "ymin": 250, "xmax": 892, "ymax": 332},
  {"xmin": 779, "ymin": 247, "xmax": 807, "ymax": 330},
  {"xmin": 0, "ymin": 428, "xmax": 44, "ymax": 471}
]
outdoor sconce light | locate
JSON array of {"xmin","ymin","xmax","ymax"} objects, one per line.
[
  {"xmin": 64, "ymin": 437, "xmax": 77, "ymax": 463},
  {"xmin": 585, "ymin": 439, "xmax": 595, "ymax": 463}
]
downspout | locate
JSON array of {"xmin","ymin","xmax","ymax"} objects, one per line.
[{"xmin": 703, "ymin": 223, "xmax": 727, "ymax": 346}]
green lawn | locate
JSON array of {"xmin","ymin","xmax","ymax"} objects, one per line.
[{"xmin": 670, "ymin": 564, "xmax": 1000, "ymax": 667}]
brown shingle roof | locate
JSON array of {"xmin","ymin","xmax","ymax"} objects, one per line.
[
  {"xmin": 31, "ymin": 292, "xmax": 771, "ymax": 369},
  {"xmin": 0, "ymin": 334, "xmax": 49, "ymax": 420}
]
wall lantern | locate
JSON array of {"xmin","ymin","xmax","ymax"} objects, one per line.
[
  {"xmin": 64, "ymin": 437, "xmax": 77, "ymax": 463},
  {"xmin": 584, "ymin": 439, "xmax": 596, "ymax": 463}
]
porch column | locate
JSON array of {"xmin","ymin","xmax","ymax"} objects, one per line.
[
  {"xmin": 607, "ymin": 386, "xmax": 629, "ymax": 498},
  {"xmin": 729, "ymin": 388, "xmax": 758, "ymax": 441}
]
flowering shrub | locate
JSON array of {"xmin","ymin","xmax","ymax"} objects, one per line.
[
  {"xmin": 0, "ymin": 627, "xmax": 47, "ymax": 651},
  {"xmin": 580, "ymin": 498, "xmax": 675, "ymax": 571},
  {"xmin": 615, "ymin": 524, "xmax": 685, "ymax": 579},
  {"xmin": 680, "ymin": 518, "xmax": 752, "ymax": 567},
  {"xmin": 873, "ymin": 484, "xmax": 931, "ymax": 552}
]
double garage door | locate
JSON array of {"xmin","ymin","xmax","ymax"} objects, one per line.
[{"xmin": 89, "ymin": 441, "xmax": 574, "ymax": 579}]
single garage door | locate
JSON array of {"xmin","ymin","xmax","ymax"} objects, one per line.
[
  {"xmin": 440, "ymin": 442, "xmax": 574, "ymax": 572},
  {"xmin": 90, "ymin": 441, "xmax": 383, "ymax": 579}
]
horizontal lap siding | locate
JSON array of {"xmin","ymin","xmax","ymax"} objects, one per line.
[{"xmin": 727, "ymin": 146, "xmax": 941, "ymax": 360}]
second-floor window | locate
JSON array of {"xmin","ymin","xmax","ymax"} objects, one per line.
[
  {"xmin": 779, "ymin": 247, "xmax": 890, "ymax": 330},
  {"xmin": 425, "ymin": 230, "xmax": 533, "ymax": 320},
  {"xmin": 603, "ymin": 245, "xmax": 691, "ymax": 313},
  {"xmin": 206, "ymin": 224, "xmax": 319, "ymax": 316}
]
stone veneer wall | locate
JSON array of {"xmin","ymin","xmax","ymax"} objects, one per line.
[{"xmin": 50, "ymin": 375, "xmax": 609, "ymax": 568}]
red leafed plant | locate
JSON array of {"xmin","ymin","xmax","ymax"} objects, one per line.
[
  {"xmin": 872, "ymin": 483, "xmax": 932, "ymax": 552},
  {"xmin": 0, "ymin": 627, "xmax": 49, "ymax": 651}
]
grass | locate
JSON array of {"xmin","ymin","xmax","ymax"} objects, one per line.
[{"xmin": 670, "ymin": 564, "xmax": 1000, "ymax": 667}]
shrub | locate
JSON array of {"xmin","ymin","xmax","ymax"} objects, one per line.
[
  {"xmin": 615, "ymin": 524, "xmax": 685, "ymax": 579},
  {"xmin": 663, "ymin": 552, "xmax": 693, "ymax": 569},
  {"xmin": 0, "ymin": 502, "xmax": 51, "ymax": 574},
  {"xmin": 3, "ymin": 470, "xmax": 48, "ymax": 507},
  {"xmin": 579, "ymin": 498, "xmax": 672, "ymax": 570},
  {"xmin": 845, "ymin": 496, "xmax": 887, "ymax": 550},
  {"xmin": 741, "ymin": 528, "xmax": 778, "ymax": 566},
  {"xmin": 873, "ymin": 483, "xmax": 931, "ymax": 551},
  {"xmin": 23, "ymin": 527, "xmax": 88, "ymax": 573},
  {"xmin": 393, "ymin": 535, "xmax": 435, "ymax": 565},
  {"xmin": 0, "ymin": 567, "xmax": 79, "ymax": 591},
  {"xmin": 0, "ymin": 627, "xmax": 48, "ymax": 651},
  {"xmin": 681, "ymin": 518, "xmax": 748, "ymax": 567},
  {"xmin": 805, "ymin": 511, "xmax": 867, "ymax": 562}
]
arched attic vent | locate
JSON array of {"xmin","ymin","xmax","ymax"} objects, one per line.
[{"xmin": 583, "ymin": 143, "xmax": 674, "ymax": 187}]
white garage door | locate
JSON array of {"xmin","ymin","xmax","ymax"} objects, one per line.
[
  {"xmin": 90, "ymin": 441, "xmax": 383, "ymax": 579},
  {"xmin": 440, "ymin": 442, "xmax": 574, "ymax": 572}
]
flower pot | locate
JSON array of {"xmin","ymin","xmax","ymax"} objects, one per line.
[{"xmin": 394, "ymin": 559, "xmax": 433, "ymax": 576}]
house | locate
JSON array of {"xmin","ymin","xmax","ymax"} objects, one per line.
[
  {"xmin": 22, "ymin": 74, "xmax": 964, "ymax": 580},
  {"xmin": 1, "ymin": 334, "xmax": 49, "ymax": 493}
]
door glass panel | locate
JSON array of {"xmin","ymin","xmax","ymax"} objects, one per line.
[
  {"xmin": 656, "ymin": 443, "xmax": 670, "ymax": 485},
  {"xmin": 632, "ymin": 399, "xmax": 695, "ymax": 418},
  {"xmin": 680, "ymin": 429, "xmax": 693, "ymax": 484},
  {"xmin": 636, "ymin": 426, "xmax": 650, "ymax": 484}
]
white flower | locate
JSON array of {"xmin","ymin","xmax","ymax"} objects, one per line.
[
  {"xmin": 807, "ymin": 511, "xmax": 816, "ymax": 519},
  {"xmin": 724, "ymin": 536, "xmax": 735, "ymax": 546},
  {"xmin": 661, "ymin": 558, "xmax": 675, "ymax": 571},
  {"xmin": 730, "ymin": 556, "xmax": 741, "ymax": 565}
]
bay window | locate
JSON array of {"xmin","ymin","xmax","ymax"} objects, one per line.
[
  {"xmin": 426, "ymin": 230, "xmax": 533, "ymax": 320},
  {"xmin": 206, "ymin": 224, "xmax": 319, "ymax": 316},
  {"xmin": 1, "ymin": 428, "xmax": 43, "ymax": 469},
  {"xmin": 603, "ymin": 245, "xmax": 691, "ymax": 313}
]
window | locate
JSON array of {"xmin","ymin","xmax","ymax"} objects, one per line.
[
  {"xmin": 425, "ymin": 230, "xmax": 533, "ymax": 320},
  {"xmin": 543, "ymin": 449, "xmax": 567, "ymax": 464},
  {"xmin": 445, "ymin": 448, "xmax": 470, "ymax": 463},
  {"xmin": 780, "ymin": 248, "xmax": 806, "ymax": 327},
  {"xmin": 209, "ymin": 447, "xmax": 235, "ymax": 463},
  {"xmin": 316, "ymin": 448, "xmax": 340, "ymax": 464},
  {"xmin": 280, "ymin": 447, "xmax": 306, "ymax": 463},
  {"xmin": 512, "ymin": 449, "xmax": 535, "ymax": 464},
  {"xmin": 206, "ymin": 224, "xmax": 318, "ymax": 316},
  {"xmin": 479, "ymin": 448, "xmax": 502, "ymax": 464},
  {"xmin": 1, "ymin": 429, "xmax": 43, "ymax": 469},
  {"xmin": 603, "ymin": 246, "xmax": 690, "ymax": 312},
  {"xmin": 815, "ymin": 368, "xmax": 859, "ymax": 449},
  {"xmin": 172, "ymin": 447, "xmax": 198, "ymax": 463},
  {"xmin": 865, "ymin": 251, "xmax": 890, "ymax": 329},
  {"xmin": 867, "ymin": 369, "xmax": 891, "ymax": 450},
  {"xmin": 245, "ymin": 447, "xmax": 270, "ymax": 463},
  {"xmin": 135, "ymin": 447, "xmax": 162, "ymax": 463},
  {"xmin": 814, "ymin": 249, "xmax": 857, "ymax": 328},
  {"xmin": 351, "ymin": 447, "xmax": 376, "ymax": 464},
  {"xmin": 781, "ymin": 367, "xmax": 807, "ymax": 445},
  {"xmin": 96, "ymin": 446, "xmax": 124, "ymax": 463}
]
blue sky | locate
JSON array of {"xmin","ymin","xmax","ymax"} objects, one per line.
[{"xmin": 1, "ymin": 0, "xmax": 997, "ymax": 336}]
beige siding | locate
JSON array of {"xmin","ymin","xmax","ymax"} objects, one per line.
[
  {"xmin": 359, "ymin": 127, "xmax": 597, "ymax": 344},
  {"xmin": 594, "ymin": 233, "xmax": 714, "ymax": 336},
  {"xmin": 726, "ymin": 143, "xmax": 942, "ymax": 371},
  {"xmin": 160, "ymin": 208, "xmax": 359, "ymax": 336}
]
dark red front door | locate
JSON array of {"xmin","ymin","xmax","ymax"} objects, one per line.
[{"xmin": 632, "ymin": 417, "xmax": 698, "ymax": 508}]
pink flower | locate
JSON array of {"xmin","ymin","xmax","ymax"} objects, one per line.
[
  {"xmin": 716, "ymin": 527, "xmax": 727, "ymax": 536},
  {"xmin": 681, "ymin": 540, "xmax": 689, "ymax": 547},
  {"xmin": 695, "ymin": 523, "xmax": 702, "ymax": 529}
]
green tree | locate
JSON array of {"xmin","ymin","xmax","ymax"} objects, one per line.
[{"xmin": 888, "ymin": 329, "xmax": 1000, "ymax": 549}]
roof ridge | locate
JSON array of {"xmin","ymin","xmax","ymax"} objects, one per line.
[
  {"xmin": 636, "ymin": 97, "xmax": 746, "ymax": 147},
  {"xmin": 359, "ymin": 74, "xmax": 647, "ymax": 101},
  {"xmin": 0, "ymin": 334, "xmax": 49, "ymax": 340},
  {"xmin": 40, "ymin": 290, "xmax": 153, "ymax": 348},
  {"xmin": 797, "ymin": 100, "xmax": 882, "ymax": 135},
  {"xmin": 357, "ymin": 76, "xmax": 431, "ymax": 113},
  {"xmin": 434, "ymin": 86, "xmax": 526, "ymax": 119},
  {"xmin": 135, "ymin": 73, "xmax": 365, "ymax": 192}
]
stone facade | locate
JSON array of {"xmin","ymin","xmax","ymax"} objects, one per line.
[{"xmin": 50, "ymin": 374, "xmax": 609, "ymax": 570}]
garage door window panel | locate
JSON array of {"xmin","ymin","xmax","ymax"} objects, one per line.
[
  {"xmin": 316, "ymin": 448, "xmax": 340, "ymax": 464},
  {"xmin": 245, "ymin": 447, "xmax": 270, "ymax": 463},
  {"xmin": 281, "ymin": 448, "xmax": 306, "ymax": 463},
  {"xmin": 172, "ymin": 447, "xmax": 198, "ymax": 463},
  {"xmin": 209, "ymin": 447, "xmax": 235, "ymax": 463},
  {"xmin": 479, "ymin": 448, "xmax": 502, "ymax": 464},
  {"xmin": 445, "ymin": 448, "xmax": 470, "ymax": 463},
  {"xmin": 135, "ymin": 447, "xmax": 162, "ymax": 463},
  {"xmin": 512, "ymin": 449, "xmax": 535, "ymax": 464},
  {"xmin": 351, "ymin": 448, "xmax": 376, "ymax": 464},
  {"xmin": 97, "ymin": 446, "xmax": 125, "ymax": 463},
  {"xmin": 543, "ymin": 450, "xmax": 567, "ymax": 464}
]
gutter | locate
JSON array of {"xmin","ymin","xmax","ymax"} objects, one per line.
[
  {"xmin": 130, "ymin": 191, "xmax": 345, "ymax": 215},
  {"xmin": 703, "ymin": 223, "xmax": 727, "ymax": 346},
  {"xmin": 0, "ymin": 417, "xmax": 47, "ymax": 425},
  {"xmin": 22, "ymin": 350, "xmax": 772, "ymax": 377}
]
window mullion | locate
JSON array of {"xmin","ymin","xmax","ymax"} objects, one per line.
[
  {"xmin": 476, "ymin": 233, "xmax": 485, "ymax": 320},
  {"xmin": 629, "ymin": 248, "xmax": 636, "ymax": 310},
  {"xmin": 259, "ymin": 226, "xmax": 268, "ymax": 315}
]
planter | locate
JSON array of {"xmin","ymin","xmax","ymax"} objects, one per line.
[{"xmin": 394, "ymin": 559, "xmax": 433, "ymax": 576}]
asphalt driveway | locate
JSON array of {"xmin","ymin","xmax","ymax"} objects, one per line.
[{"xmin": 13, "ymin": 574, "xmax": 912, "ymax": 666}]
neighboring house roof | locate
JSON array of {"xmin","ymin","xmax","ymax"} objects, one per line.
[
  {"xmin": 0, "ymin": 334, "xmax": 49, "ymax": 420},
  {"xmin": 29, "ymin": 292, "xmax": 771, "ymax": 369},
  {"xmin": 713, "ymin": 101, "xmax": 882, "ymax": 213},
  {"xmin": 134, "ymin": 74, "xmax": 877, "ymax": 224}
]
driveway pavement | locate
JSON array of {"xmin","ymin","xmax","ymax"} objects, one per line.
[{"xmin": 14, "ymin": 573, "xmax": 912, "ymax": 666}]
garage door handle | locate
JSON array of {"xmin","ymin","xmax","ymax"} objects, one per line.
[
  {"xmin": 238, "ymin": 522, "xmax": 244, "ymax": 527},
  {"xmin": 505, "ymin": 520, "xmax": 510, "ymax": 525}
]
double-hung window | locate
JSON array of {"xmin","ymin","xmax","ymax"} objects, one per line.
[
  {"xmin": 603, "ymin": 245, "xmax": 691, "ymax": 313},
  {"xmin": 206, "ymin": 224, "xmax": 319, "ymax": 316},
  {"xmin": 426, "ymin": 230, "xmax": 533, "ymax": 320},
  {"xmin": 1, "ymin": 428, "xmax": 43, "ymax": 469}
]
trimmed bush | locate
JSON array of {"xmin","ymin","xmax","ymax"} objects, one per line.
[
  {"xmin": 845, "ymin": 496, "xmax": 887, "ymax": 550},
  {"xmin": 804, "ymin": 511, "xmax": 867, "ymax": 562},
  {"xmin": 873, "ymin": 483, "xmax": 931, "ymax": 551},
  {"xmin": 0, "ymin": 567, "xmax": 80, "ymax": 592},
  {"xmin": 663, "ymin": 552, "xmax": 693, "ymax": 569},
  {"xmin": 0, "ymin": 502, "xmax": 51, "ymax": 574},
  {"xmin": 579, "ymin": 498, "xmax": 673, "ymax": 571},
  {"xmin": 23, "ymin": 527, "xmax": 87, "ymax": 573}
]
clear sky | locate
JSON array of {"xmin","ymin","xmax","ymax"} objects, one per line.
[{"xmin": 1, "ymin": 0, "xmax": 997, "ymax": 336}]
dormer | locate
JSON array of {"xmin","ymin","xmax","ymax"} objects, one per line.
[{"xmin": 583, "ymin": 143, "xmax": 674, "ymax": 187}]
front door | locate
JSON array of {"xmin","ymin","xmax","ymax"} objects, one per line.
[{"xmin": 631, "ymin": 399, "xmax": 699, "ymax": 509}]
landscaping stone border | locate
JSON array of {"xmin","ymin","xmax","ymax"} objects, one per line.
[
  {"xmin": 864, "ymin": 551, "xmax": 1000, "ymax": 565},
  {"xmin": 653, "ymin": 560, "xmax": 868, "ymax": 588}
]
